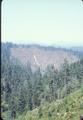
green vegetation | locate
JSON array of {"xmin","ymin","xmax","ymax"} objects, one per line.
[
  {"xmin": 16, "ymin": 88, "xmax": 83, "ymax": 120},
  {"xmin": 1, "ymin": 43, "xmax": 83, "ymax": 120}
]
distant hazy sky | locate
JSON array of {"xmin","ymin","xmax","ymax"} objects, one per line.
[{"xmin": 1, "ymin": 0, "xmax": 83, "ymax": 46}]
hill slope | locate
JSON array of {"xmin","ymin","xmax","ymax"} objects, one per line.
[
  {"xmin": 16, "ymin": 88, "xmax": 83, "ymax": 120},
  {"xmin": 10, "ymin": 44, "xmax": 79, "ymax": 71}
]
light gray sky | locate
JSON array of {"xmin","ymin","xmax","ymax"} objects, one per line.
[{"xmin": 1, "ymin": 0, "xmax": 83, "ymax": 46}]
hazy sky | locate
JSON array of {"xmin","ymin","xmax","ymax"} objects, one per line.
[{"xmin": 1, "ymin": 0, "xmax": 83, "ymax": 46}]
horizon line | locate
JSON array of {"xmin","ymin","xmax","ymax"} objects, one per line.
[{"xmin": 1, "ymin": 41, "xmax": 83, "ymax": 48}]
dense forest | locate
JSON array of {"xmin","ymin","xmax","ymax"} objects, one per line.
[
  {"xmin": 1, "ymin": 43, "xmax": 83, "ymax": 120},
  {"xmin": 16, "ymin": 89, "xmax": 83, "ymax": 120}
]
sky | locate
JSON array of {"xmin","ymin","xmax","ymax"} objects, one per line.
[{"xmin": 1, "ymin": 0, "xmax": 83, "ymax": 46}]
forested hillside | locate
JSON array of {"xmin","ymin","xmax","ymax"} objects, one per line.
[
  {"xmin": 16, "ymin": 88, "xmax": 83, "ymax": 120},
  {"xmin": 1, "ymin": 43, "xmax": 83, "ymax": 120}
]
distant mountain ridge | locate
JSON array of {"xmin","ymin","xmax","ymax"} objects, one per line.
[
  {"xmin": 2, "ymin": 42, "xmax": 83, "ymax": 71},
  {"xmin": 70, "ymin": 46, "xmax": 83, "ymax": 52}
]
